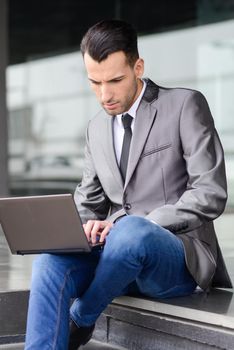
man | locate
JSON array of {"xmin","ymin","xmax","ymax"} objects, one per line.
[{"xmin": 25, "ymin": 19, "xmax": 232, "ymax": 349}]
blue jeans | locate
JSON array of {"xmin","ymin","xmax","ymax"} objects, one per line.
[{"xmin": 25, "ymin": 216, "xmax": 196, "ymax": 349}]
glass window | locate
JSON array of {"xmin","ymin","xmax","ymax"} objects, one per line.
[{"xmin": 7, "ymin": 18, "xmax": 234, "ymax": 208}]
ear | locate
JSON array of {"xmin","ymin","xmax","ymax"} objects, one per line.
[{"xmin": 134, "ymin": 58, "xmax": 144, "ymax": 78}]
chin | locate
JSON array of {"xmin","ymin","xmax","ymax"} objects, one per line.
[{"xmin": 104, "ymin": 108, "xmax": 120, "ymax": 116}]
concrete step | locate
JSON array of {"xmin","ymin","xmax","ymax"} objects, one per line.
[
  {"xmin": 0, "ymin": 340, "xmax": 126, "ymax": 350},
  {"xmin": 1, "ymin": 289, "xmax": 234, "ymax": 349},
  {"xmin": 0, "ymin": 344, "xmax": 24, "ymax": 350},
  {"xmin": 82, "ymin": 341, "xmax": 126, "ymax": 349}
]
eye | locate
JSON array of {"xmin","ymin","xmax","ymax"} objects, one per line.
[
  {"xmin": 90, "ymin": 80, "xmax": 100, "ymax": 86},
  {"xmin": 111, "ymin": 77, "xmax": 124, "ymax": 83}
]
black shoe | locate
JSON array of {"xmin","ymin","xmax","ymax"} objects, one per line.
[{"xmin": 68, "ymin": 319, "xmax": 95, "ymax": 350}]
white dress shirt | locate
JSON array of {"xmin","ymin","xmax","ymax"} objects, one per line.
[{"xmin": 113, "ymin": 80, "xmax": 146, "ymax": 164}]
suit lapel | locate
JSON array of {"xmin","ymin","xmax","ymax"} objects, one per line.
[
  {"xmin": 124, "ymin": 102, "xmax": 157, "ymax": 187},
  {"xmin": 124, "ymin": 79, "xmax": 159, "ymax": 188}
]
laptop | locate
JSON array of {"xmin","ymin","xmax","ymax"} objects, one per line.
[{"xmin": 0, "ymin": 193, "xmax": 103, "ymax": 255}]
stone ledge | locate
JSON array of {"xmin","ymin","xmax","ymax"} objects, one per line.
[
  {"xmin": 113, "ymin": 288, "xmax": 234, "ymax": 329},
  {"xmin": 0, "ymin": 291, "xmax": 29, "ymax": 343},
  {"xmin": 1, "ymin": 289, "xmax": 234, "ymax": 349},
  {"xmin": 0, "ymin": 344, "xmax": 24, "ymax": 350},
  {"xmin": 100, "ymin": 301, "xmax": 234, "ymax": 349},
  {"xmin": 94, "ymin": 289, "xmax": 234, "ymax": 349},
  {"xmin": 0, "ymin": 340, "xmax": 127, "ymax": 350}
]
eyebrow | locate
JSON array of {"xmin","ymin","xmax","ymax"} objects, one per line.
[{"xmin": 88, "ymin": 75, "xmax": 125, "ymax": 84}]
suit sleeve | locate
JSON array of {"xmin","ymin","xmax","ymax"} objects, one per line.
[
  {"xmin": 74, "ymin": 123, "xmax": 111, "ymax": 223},
  {"xmin": 146, "ymin": 90, "xmax": 227, "ymax": 233}
]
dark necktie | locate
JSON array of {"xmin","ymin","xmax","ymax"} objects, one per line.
[{"xmin": 120, "ymin": 113, "xmax": 133, "ymax": 181}]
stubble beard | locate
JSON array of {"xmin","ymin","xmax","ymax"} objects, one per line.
[{"xmin": 103, "ymin": 80, "xmax": 139, "ymax": 116}]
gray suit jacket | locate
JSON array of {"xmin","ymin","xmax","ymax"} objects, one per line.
[{"xmin": 74, "ymin": 78, "xmax": 232, "ymax": 291}]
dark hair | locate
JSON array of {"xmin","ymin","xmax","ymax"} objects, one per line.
[{"xmin": 80, "ymin": 19, "xmax": 139, "ymax": 66}]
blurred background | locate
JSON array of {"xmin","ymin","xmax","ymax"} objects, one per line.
[{"xmin": 0, "ymin": 0, "xmax": 234, "ymax": 210}]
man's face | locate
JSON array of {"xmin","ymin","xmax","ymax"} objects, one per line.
[{"xmin": 84, "ymin": 51, "xmax": 144, "ymax": 115}]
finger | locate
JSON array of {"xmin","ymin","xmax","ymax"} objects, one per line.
[
  {"xmin": 84, "ymin": 220, "xmax": 95, "ymax": 241},
  {"xmin": 99, "ymin": 222, "xmax": 113, "ymax": 242},
  {"xmin": 90, "ymin": 221, "xmax": 102, "ymax": 243},
  {"xmin": 99, "ymin": 225, "xmax": 110, "ymax": 242}
]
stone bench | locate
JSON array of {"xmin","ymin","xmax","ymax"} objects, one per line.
[
  {"xmin": 97, "ymin": 289, "xmax": 234, "ymax": 349},
  {"xmin": 1, "ymin": 288, "xmax": 234, "ymax": 349}
]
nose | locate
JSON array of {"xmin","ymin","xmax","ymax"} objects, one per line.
[{"xmin": 101, "ymin": 84, "xmax": 113, "ymax": 103}]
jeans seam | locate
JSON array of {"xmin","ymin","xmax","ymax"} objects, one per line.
[{"xmin": 52, "ymin": 266, "xmax": 80, "ymax": 350}]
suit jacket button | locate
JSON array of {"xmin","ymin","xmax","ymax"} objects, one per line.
[{"xmin": 124, "ymin": 203, "xmax": 131, "ymax": 210}]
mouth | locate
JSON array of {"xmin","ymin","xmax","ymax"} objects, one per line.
[{"xmin": 103, "ymin": 102, "xmax": 119, "ymax": 111}]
